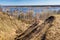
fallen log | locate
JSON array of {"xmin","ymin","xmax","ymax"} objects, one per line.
[
  {"xmin": 15, "ymin": 16, "xmax": 55, "ymax": 40},
  {"xmin": 15, "ymin": 22, "xmax": 39, "ymax": 40}
]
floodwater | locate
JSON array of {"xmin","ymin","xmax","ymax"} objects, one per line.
[{"xmin": 1, "ymin": 6, "xmax": 60, "ymax": 13}]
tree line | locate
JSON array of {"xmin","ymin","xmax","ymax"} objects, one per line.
[{"xmin": 1, "ymin": 7, "xmax": 60, "ymax": 24}]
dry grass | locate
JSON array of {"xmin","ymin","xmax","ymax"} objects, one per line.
[
  {"xmin": 0, "ymin": 12, "xmax": 29, "ymax": 40},
  {"xmin": 45, "ymin": 14, "xmax": 60, "ymax": 40},
  {"xmin": 0, "ymin": 11, "xmax": 60, "ymax": 40}
]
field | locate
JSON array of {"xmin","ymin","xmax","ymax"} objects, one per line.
[
  {"xmin": 0, "ymin": 12, "xmax": 29, "ymax": 40},
  {"xmin": 0, "ymin": 7, "xmax": 60, "ymax": 40}
]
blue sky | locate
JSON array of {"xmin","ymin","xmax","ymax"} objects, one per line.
[{"xmin": 0, "ymin": 0, "xmax": 60, "ymax": 5}]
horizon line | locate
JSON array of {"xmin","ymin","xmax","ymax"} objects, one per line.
[{"xmin": 1, "ymin": 5, "xmax": 60, "ymax": 7}]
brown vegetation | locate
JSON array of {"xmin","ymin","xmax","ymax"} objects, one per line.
[
  {"xmin": 0, "ymin": 12, "xmax": 29, "ymax": 40},
  {"xmin": 0, "ymin": 7, "xmax": 60, "ymax": 40}
]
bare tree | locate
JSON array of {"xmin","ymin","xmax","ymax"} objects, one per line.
[
  {"xmin": 13, "ymin": 8, "xmax": 19, "ymax": 18},
  {"xmin": 18, "ymin": 11, "xmax": 24, "ymax": 20},
  {"xmin": 34, "ymin": 13, "xmax": 40, "ymax": 23},
  {"xmin": 57, "ymin": 10, "xmax": 60, "ymax": 14},
  {"xmin": 0, "ymin": 5, "xmax": 2, "ymax": 12},
  {"xmin": 26, "ymin": 9, "xmax": 34, "ymax": 20}
]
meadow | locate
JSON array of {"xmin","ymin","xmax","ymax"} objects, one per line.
[{"xmin": 0, "ymin": 6, "xmax": 60, "ymax": 40}]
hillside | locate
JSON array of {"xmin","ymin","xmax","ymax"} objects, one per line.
[
  {"xmin": 15, "ymin": 14, "xmax": 60, "ymax": 40},
  {"xmin": 45, "ymin": 15, "xmax": 60, "ymax": 40},
  {"xmin": 0, "ymin": 12, "xmax": 60, "ymax": 40},
  {"xmin": 0, "ymin": 12, "xmax": 29, "ymax": 40},
  {"xmin": 31, "ymin": 15, "xmax": 60, "ymax": 40}
]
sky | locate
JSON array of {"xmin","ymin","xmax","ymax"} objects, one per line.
[{"xmin": 0, "ymin": 0, "xmax": 60, "ymax": 5}]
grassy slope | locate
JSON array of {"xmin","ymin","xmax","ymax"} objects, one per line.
[
  {"xmin": 0, "ymin": 12, "xmax": 29, "ymax": 40},
  {"xmin": 45, "ymin": 14, "xmax": 60, "ymax": 40},
  {"xmin": 1, "ymin": 12, "xmax": 60, "ymax": 40}
]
